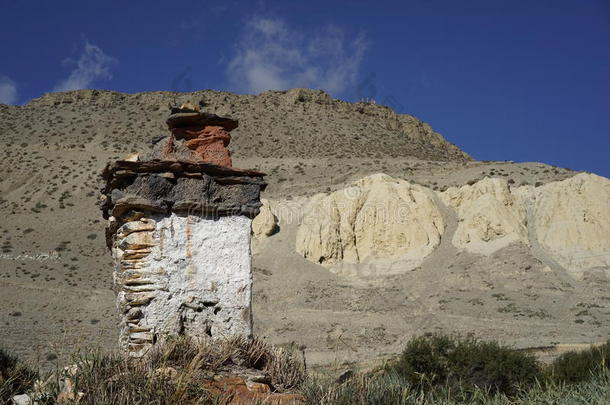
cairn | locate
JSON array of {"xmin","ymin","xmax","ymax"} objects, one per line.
[{"xmin": 100, "ymin": 103, "xmax": 265, "ymax": 356}]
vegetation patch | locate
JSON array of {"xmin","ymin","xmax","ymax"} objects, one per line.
[{"xmin": 2, "ymin": 334, "xmax": 609, "ymax": 404}]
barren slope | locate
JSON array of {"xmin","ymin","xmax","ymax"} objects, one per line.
[{"xmin": 0, "ymin": 88, "xmax": 598, "ymax": 369}]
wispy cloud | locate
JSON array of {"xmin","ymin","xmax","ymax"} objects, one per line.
[
  {"xmin": 227, "ymin": 17, "xmax": 368, "ymax": 95},
  {"xmin": 0, "ymin": 76, "xmax": 17, "ymax": 105},
  {"xmin": 54, "ymin": 40, "xmax": 117, "ymax": 92}
]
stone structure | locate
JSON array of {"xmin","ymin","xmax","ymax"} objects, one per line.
[
  {"xmin": 164, "ymin": 103, "xmax": 237, "ymax": 167},
  {"xmin": 101, "ymin": 104, "xmax": 265, "ymax": 356}
]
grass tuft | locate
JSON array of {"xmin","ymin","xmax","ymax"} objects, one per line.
[{"xmin": 0, "ymin": 347, "xmax": 39, "ymax": 404}]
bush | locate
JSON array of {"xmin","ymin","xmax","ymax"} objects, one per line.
[
  {"xmin": 388, "ymin": 333, "xmax": 542, "ymax": 397},
  {"xmin": 0, "ymin": 347, "xmax": 38, "ymax": 403},
  {"xmin": 548, "ymin": 340, "xmax": 610, "ymax": 384}
]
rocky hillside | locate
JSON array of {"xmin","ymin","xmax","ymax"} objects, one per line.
[
  {"xmin": 253, "ymin": 173, "xmax": 609, "ymax": 365},
  {"xmin": 0, "ymin": 88, "xmax": 602, "ymax": 370},
  {"xmin": 1, "ymin": 87, "xmax": 470, "ymax": 160}
]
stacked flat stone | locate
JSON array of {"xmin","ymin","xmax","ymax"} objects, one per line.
[{"xmin": 101, "ymin": 106, "xmax": 265, "ymax": 357}]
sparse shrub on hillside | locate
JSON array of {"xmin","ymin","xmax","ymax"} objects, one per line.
[
  {"xmin": 387, "ymin": 333, "xmax": 541, "ymax": 398},
  {"xmin": 548, "ymin": 340, "xmax": 610, "ymax": 384}
]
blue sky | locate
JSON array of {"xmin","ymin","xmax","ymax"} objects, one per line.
[{"xmin": 1, "ymin": 0, "xmax": 609, "ymax": 177}]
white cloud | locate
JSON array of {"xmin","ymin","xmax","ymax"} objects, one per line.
[
  {"xmin": 0, "ymin": 76, "xmax": 17, "ymax": 104},
  {"xmin": 54, "ymin": 41, "xmax": 117, "ymax": 92},
  {"xmin": 227, "ymin": 18, "xmax": 368, "ymax": 95}
]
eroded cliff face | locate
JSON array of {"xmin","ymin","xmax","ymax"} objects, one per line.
[
  {"xmin": 440, "ymin": 177, "xmax": 528, "ymax": 255},
  {"xmin": 295, "ymin": 174, "xmax": 445, "ymax": 272},
  {"xmin": 522, "ymin": 173, "xmax": 610, "ymax": 277},
  {"xmin": 260, "ymin": 172, "xmax": 610, "ymax": 279}
]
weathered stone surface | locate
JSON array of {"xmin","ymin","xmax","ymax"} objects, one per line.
[
  {"xmin": 162, "ymin": 110, "xmax": 238, "ymax": 167},
  {"xmin": 116, "ymin": 219, "xmax": 155, "ymax": 238},
  {"xmin": 296, "ymin": 174, "xmax": 444, "ymax": 271},
  {"xmin": 521, "ymin": 173, "xmax": 610, "ymax": 277},
  {"xmin": 205, "ymin": 376, "xmax": 306, "ymax": 405},
  {"xmin": 438, "ymin": 174, "xmax": 610, "ymax": 277},
  {"xmin": 118, "ymin": 231, "xmax": 155, "ymax": 250},
  {"xmin": 252, "ymin": 199, "xmax": 278, "ymax": 239},
  {"xmin": 183, "ymin": 126, "xmax": 233, "ymax": 167},
  {"xmin": 112, "ymin": 213, "xmax": 253, "ymax": 356},
  {"xmin": 144, "ymin": 135, "xmax": 201, "ymax": 161},
  {"xmin": 440, "ymin": 177, "xmax": 528, "ymax": 255},
  {"xmin": 101, "ymin": 160, "xmax": 266, "ymax": 249}
]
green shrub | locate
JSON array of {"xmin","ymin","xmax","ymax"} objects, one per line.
[
  {"xmin": 388, "ymin": 333, "xmax": 541, "ymax": 397},
  {"xmin": 0, "ymin": 347, "xmax": 38, "ymax": 403},
  {"xmin": 548, "ymin": 340, "xmax": 610, "ymax": 384}
]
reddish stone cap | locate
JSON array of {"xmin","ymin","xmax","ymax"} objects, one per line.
[{"xmin": 166, "ymin": 111, "xmax": 238, "ymax": 132}]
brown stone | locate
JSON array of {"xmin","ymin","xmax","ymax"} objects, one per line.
[
  {"xmin": 153, "ymin": 366, "xmax": 178, "ymax": 380},
  {"xmin": 181, "ymin": 125, "xmax": 232, "ymax": 167},
  {"xmin": 166, "ymin": 111, "xmax": 238, "ymax": 132},
  {"xmin": 204, "ymin": 377, "xmax": 306, "ymax": 405},
  {"xmin": 170, "ymin": 125, "xmax": 211, "ymax": 140}
]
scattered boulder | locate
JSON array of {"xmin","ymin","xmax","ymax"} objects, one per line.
[
  {"xmin": 10, "ymin": 395, "xmax": 30, "ymax": 405},
  {"xmin": 440, "ymin": 177, "xmax": 528, "ymax": 255},
  {"xmin": 296, "ymin": 174, "xmax": 444, "ymax": 269},
  {"xmin": 152, "ymin": 366, "xmax": 178, "ymax": 380}
]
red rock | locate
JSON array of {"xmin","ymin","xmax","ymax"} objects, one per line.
[
  {"xmin": 183, "ymin": 126, "xmax": 232, "ymax": 167},
  {"xmin": 161, "ymin": 136, "xmax": 175, "ymax": 159},
  {"xmin": 204, "ymin": 376, "xmax": 306, "ymax": 405}
]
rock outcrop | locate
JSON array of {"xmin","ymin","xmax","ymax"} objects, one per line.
[
  {"xmin": 296, "ymin": 174, "xmax": 445, "ymax": 270},
  {"xmin": 440, "ymin": 177, "xmax": 528, "ymax": 255},
  {"xmin": 296, "ymin": 173, "xmax": 609, "ymax": 279},
  {"xmin": 525, "ymin": 173, "xmax": 610, "ymax": 275},
  {"xmin": 252, "ymin": 199, "xmax": 278, "ymax": 239}
]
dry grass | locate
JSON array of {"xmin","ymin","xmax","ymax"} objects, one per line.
[
  {"xmin": 3, "ymin": 334, "xmax": 610, "ymax": 404},
  {"xmin": 1, "ymin": 336, "xmax": 306, "ymax": 405}
]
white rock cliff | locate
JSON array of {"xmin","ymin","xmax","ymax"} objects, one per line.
[
  {"xmin": 525, "ymin": 173, "xmax": 610, "ymax": 276},
  {"xmin": 440, "ymin": 177, "xmax": 528, "ymax": 255},
  {"xmin": 295, "ymin": 174, "xmax": 445, "ymax": 271},
  {"xmin": 287, "ymin": 172, "xmax": 610, "ymax": 279}
]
